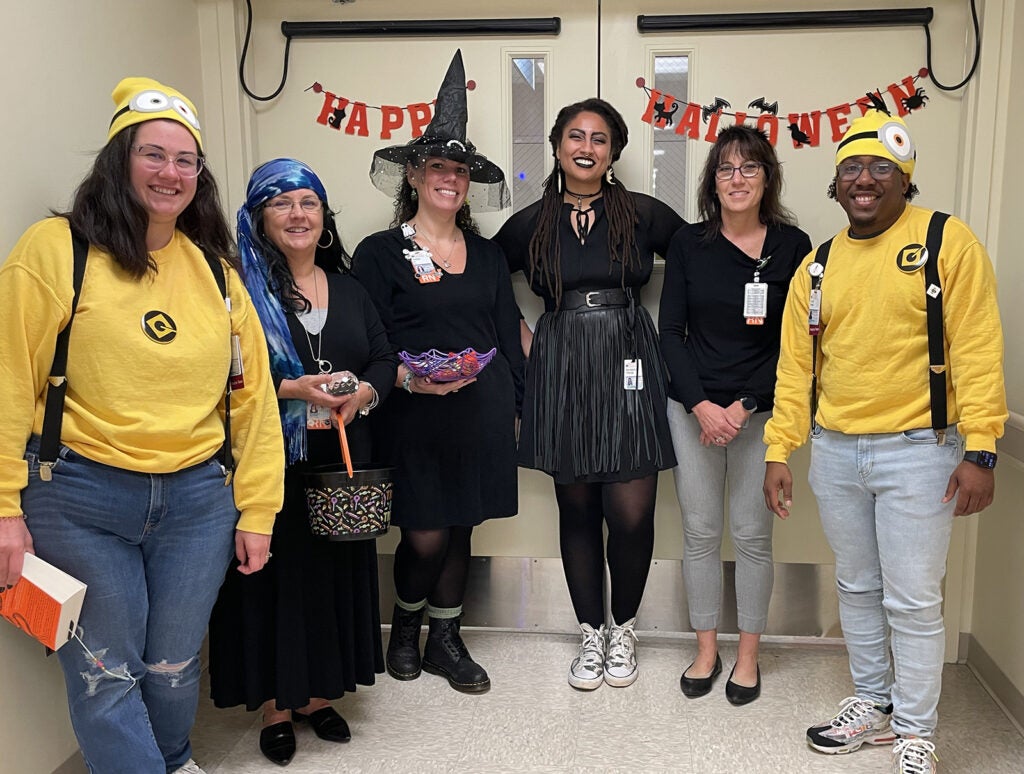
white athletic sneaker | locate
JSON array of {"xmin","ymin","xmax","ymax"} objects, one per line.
[
  {"xmin": 603, "ymin": 617, "xmax": 638, "ymax": 687},
  {"xmin": 892, "ymin": 737, "xmax": 938, "ymax": 773},
  {"xmin": 806, "ymin": 696, "xmax": 896, "ymax": 754},
  {"xmin": 172, "ymin": 760, "xmax": 207, "ymax": 774},
  {"xmin": 568, "ymin": 623, "xmax": 606, "ymax": 690}
]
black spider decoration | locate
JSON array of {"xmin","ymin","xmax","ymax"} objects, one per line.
[
  {"xmin": 901, "ymin": 88, "xmax": 929, "ymax": 112},
  {"xmin": 701, "ymin": 97, "xmax": 731, "ymax": 123},
  {"xmin": 748, "ymin": 97, "xmax": 779, "ymax": 115},
  {"xmin": 787, "ymin": 123, "xmax": 812, "ymax": 146}
]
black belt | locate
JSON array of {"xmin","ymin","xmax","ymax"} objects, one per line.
[{"xmin": 551, "ymin": 287, "xmax": 636, "ymax": 312}]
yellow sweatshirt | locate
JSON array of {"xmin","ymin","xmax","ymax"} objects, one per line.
[
  {"xmin": 0, "ymin": 218, "xmax": 284, "ymax": 533},
  {"xmin": 765, "ymin": 205, "xmax": 1007, "ymax": 463}
]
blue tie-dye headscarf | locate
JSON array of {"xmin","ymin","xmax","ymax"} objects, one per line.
[{"xmin": 237, "ymin": 158, "xmax": 330, "ymax": 464}]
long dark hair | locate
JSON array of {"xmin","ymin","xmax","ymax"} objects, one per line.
[
  {"xmin": 697, "ymin": 124, "xmax": 795, "ymax": 243},
  {"xmin": 391, "ymin": 158, "xmax": 479, "ymax": 234},
  {"xmin": 251, "ymin": 203, "xmax": 351, "ymax": 315},
  {"xmin": 61, "ymin": 124, "xmax": 236, "ymax": 279},
  {"xmin": 527, "ymin": 98, "xmax": 639, "ymax": 306}
]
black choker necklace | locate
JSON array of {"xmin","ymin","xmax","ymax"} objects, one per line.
[{"xmin": 564, "ymin": 188, "xmax": 601, "ymax": 204}]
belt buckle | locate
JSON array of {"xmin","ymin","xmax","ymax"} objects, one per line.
[{"xmin": 585, "ymin": 291, "xmax": 600, "ymax": 308}]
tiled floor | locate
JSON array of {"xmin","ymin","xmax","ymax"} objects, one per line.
[{"xmin": 192, "ymin": 631, "xmax": 1024, "ymax": 773}]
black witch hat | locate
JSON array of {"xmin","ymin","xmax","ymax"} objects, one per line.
[{"xmin": 369, "ymin": 50, "xmax": 509, "ymax": 211}]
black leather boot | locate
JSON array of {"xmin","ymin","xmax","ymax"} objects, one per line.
[
  {"xmin": 386, "ymin": 604, "xmax": 424, "ymax": 680},
  {"xmin": 422, "ymin": 615, "xmax": 490, "ymax": 693}
]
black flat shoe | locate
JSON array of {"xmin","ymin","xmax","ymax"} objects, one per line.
[
  {"xmin": 679, "ymin": 654, "xmax": 722, "ymax": 698},
  {"xmin": 293, "ymin": 706, "xmax": 351, "ymax": 743},
  {"xmin": 725, "ymin": 664, "xmax": 761, "ymax": 706},
  {"xmin": 259, "ymin": 721, "xmax": 296, "ymax": 766}
]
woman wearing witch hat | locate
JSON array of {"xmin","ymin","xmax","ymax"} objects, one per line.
[{"xmin": 352, "ymin": 50, "xmax": 524, "ymax": 693}]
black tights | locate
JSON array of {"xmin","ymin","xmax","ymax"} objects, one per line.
[
  {"xmin": 555, "ymin": 475, "xmax": 657, "ymax": 627},
  {"xmin": 393, "ymin": 525, "xmax": 473, "ymax": 610}
]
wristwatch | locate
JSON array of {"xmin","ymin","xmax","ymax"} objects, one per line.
[
  {"xmin": 963, "ymin": 450, "xmax": 997, "ymax": 469},
  {"xmin": 739, "ymin": 396, "xmax": 757, "ymax": 412}
]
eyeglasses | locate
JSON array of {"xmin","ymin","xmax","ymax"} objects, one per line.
[
  {"xmin": 837, "ymin": 160, "xmax": 899, "ymax": 181},
  {"xmin": 132, "ymin": 144, "xmax": 204, "ymax": 178},
  {"xmin": 715, "ymin": 162, "xmax": 762, "ymax": 181},
  {"xmin": 264, "ymin": 197, "xmax": 321, "ymax": 215}
]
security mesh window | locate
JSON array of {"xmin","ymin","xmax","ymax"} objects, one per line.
[
  {"xmin": 652, "ymin": 55, "xmax": 689, "ymax": 216},
  {"xmin": 511, "ymin": 57, "xmax": 546, "ymax": 213}
]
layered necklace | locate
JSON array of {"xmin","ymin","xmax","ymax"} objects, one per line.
[
  {"xmin": 410, "ymin": 223, "xmax": 460, "ymax": 270},
  {"xmin": 565, "ymin": 187, "xmax": 601, "ymax": 244}
]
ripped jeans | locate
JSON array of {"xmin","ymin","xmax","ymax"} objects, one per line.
[{"xmin": 22, "ymin": 437, "xmax": 237, "ymax": 774}]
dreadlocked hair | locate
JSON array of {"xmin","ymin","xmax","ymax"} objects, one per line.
[{"xmin": 527, "ymin": 98, "xmax": 639, "ymax": 308}]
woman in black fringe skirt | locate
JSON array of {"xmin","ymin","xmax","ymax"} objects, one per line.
[{"xmin": 494, "ymin": 98, "xmax": 684, "ymax": 691}]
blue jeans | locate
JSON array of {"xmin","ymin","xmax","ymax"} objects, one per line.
[
  {"xmin": 22, "ymin": 437, "xmax": 237, "ymax": 774},
  {"xmin": 667, "ymin": 400, "xmax": 774, "ymax": 633},
  {"xmin": 808, "ymin": 426, "xmax": 961, "ymax": 737}
]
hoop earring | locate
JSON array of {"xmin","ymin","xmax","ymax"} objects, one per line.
[
  {"xmin": 606, "ymin": 166, "xmax": 616, "ymax": 186},
  {"xmin": 317, "ymin": 229, "xmax": 334, "ymax": 249}
]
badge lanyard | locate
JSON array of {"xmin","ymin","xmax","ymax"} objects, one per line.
[
  {"xmin": 401, "ymin": 222, "xmax": 443, "ymax": 284},
  {"xmin": 743, "ymin": 255, "xmax": 772, "ymax": 326}
]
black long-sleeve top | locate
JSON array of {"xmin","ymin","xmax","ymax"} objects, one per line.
[{"xmin": 658, "ymin": 222, "xmax": 811, "ymax": 412}]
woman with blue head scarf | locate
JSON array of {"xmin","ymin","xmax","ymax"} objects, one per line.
[{"xmin": 208, "ymin": 158, "xmax": 396, "ymax": 766}]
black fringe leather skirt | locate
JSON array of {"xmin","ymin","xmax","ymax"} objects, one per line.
[{"xmin": 517, "ymin": 303, "xmax": 676, "ymax": 483}]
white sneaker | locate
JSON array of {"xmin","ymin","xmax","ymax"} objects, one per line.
[
  {"xmin": 568, "ymin": 623, "xmax": 605, "ymax": 690},
  {"xmin": 172, "ymin": 760, "xmax": 207, "ymax": 774},
  {"xmin": 893, "ymin": 737, "xmax": 938, "ymax": 773},
  {"xmin": 806, "ymin": 696, "xmax": 896, "ymax": 754},
  {"xmin": 603, "ymin": 617, "xmax": 638, "ymax": 687}
]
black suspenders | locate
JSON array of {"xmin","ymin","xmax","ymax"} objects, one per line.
[{"xmin": 808, "ymin": 211, "xmax": 951, "ymax": 443}]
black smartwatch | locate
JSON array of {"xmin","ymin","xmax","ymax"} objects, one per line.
[
  {"xmin": 963, "ymin": 450, "xmax": 997, "ymax": 469},
  {"xmin": 739, "ymin": 396, "xmax": 757, "ymax": 412}
]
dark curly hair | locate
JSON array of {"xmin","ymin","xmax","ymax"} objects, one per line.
[
  {"xmin": 527, "ymin": 98, "xmax": 639, "ymax": 307},
  {"xmin": 250, "ymin": 202, "xmax": 351, "ymax": 315},
  {"xmin": 697, "ymin": 124, "xmax": 796, "ymax": 242},
  {"xmin": 391, "ymin": 157, "xmax": 479, "ymax": 234},
  {"xmin": 61, "ymin": 124, "xmax": 236, "ymax": 278}
]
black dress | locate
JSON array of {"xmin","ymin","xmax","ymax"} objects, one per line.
[
  {"xmin": 351, "ymin": 227, "xmax": 524, "ymax": 529},
  {"xmin": 493, "ymin": 193, "xmax": 684, "ymax": 484},
  {"xmin": 208, "ymin": 272, "xmax": 395, "ymax": 711}
]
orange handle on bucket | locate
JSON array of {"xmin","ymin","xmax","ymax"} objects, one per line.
[{"xmin": 335, "ymin": 411, "xmax": 354, "ymax": 479}]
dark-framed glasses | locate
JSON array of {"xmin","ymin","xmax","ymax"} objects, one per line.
[
  {"xmin": 264, "ymin": 197, "xmax": 321, "ymax": 215},
  {"xmin": 131, "ymin": 144, "xmax": 204, "ymax": 178},
  {"xmin": 715, "ymin": 161, "xmax": 762, "ymax": 180},
  {"xmin": 837, "ymin": 160, "xmax": 899, "ymax": 182}
]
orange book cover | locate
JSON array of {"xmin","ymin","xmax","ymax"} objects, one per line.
[{"xmin": 0, "ymin": 553, "xmax": 87, "ymax": 650}]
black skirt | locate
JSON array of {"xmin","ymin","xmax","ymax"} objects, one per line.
[
  {"xmin": 518, "ymin": 303, "xmax": 676, "ymax": 483},
  {"xmin": 208, "ymin": 469, "xmax": 384, "ymax": 711}
]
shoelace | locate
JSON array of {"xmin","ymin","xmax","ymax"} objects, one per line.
[
  {"xmin": 893, "ymin": 738, "xmax": 937, "ymax": 773},
  {"xmin": 575, "ymin": 626, "xmax": 604, "ymax": 671},
  {"xmin": 829, "ymin": 696, "xmax": 880, "ymax": 728},
  {"xmin": 605, "ymin": 622, "xmax": 638, "ymax": 666}
]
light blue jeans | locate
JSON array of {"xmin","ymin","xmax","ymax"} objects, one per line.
[
  {"xmin": 22, "ymin": 437, "xmax": 237, "ymax": 774},
  {"xmin": 808, "ymin": 426, "xmax": 961, "ymax": 738},
  {"xmin": 667, "ymin": 400, "xmax": 774, "ymax": 633}
]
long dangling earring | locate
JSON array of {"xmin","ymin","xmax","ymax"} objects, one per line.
[
  {"xmin": 411, "ymin": 187, "xmax": 418, "ymax": 200},
  {"xmin": 556, "ymin": 162, "xmax": 563, "ymax": 194},
  {"xmin": 606, "ymin": 166, "xmax": 616, "ymax": 186},
  {"xmin": 317, "ymin": 229, "xmax": 334, "ymax": 249}
]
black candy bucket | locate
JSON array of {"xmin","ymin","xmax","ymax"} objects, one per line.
[{"xmin": 302, "ymin": 464, "xmax": 394, "ymax": 541}]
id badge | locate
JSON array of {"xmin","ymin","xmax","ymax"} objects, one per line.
[
  {"xmin": 808, "ymin": 288, "xmax": 822, "ymax": 336},
  {"xmin": 229, "ymin": 334, "xmax": 245, "ymax": 390},
  {"xmin": 306, "ymin": 402, "xmax": 332, "ymax": 430},
  {"xmin": 624, "ymin": 359, "xmax": 644, "ymax": 391},
  {"xmin": 404, "ymin": 248, "xmax": 441, "ymax": 284},
  {"xmin": 743, "ymin": 282, "xmax": 767, "ymax": 326}
]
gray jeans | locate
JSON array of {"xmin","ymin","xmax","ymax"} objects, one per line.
[{"xmin": 667, "ymin": 400, "xmax": 774, "ymax": 633}]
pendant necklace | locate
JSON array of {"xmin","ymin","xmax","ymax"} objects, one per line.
[
  {"xmin": 414, "ymin": 225, "xmax": 459, "ymax": 270},
  {"xmin": 300, "ymin": 269, "xmax": 332, "ymax": 374},
  {"xmin": 565, "ymin": 187, "xmax": 600, "ymax": 244}
]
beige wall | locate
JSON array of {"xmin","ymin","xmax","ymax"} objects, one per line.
[{"xmin": 0, "ymin": 2, "xmax": 206, "ymax": 771}]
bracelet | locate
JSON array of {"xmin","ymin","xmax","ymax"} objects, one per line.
[
  {"xmin": 358, "ymin": 383, "xmax": 379, "ymax": 417},
  {"xmin": 0, "ymin": 514, "xmax": 26, "ymax": 520},
  {"xmin": 402, "ymin": 371, "xmax": 414, "ymax": 393}
]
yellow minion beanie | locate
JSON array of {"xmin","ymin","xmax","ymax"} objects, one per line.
[
  {"xmin": 108, "ymin": 77, "xmax": 203, "ymax": 151},
  {"xmin": 835, "ymin": 109, "xmax": 915, "ymax": 179}
]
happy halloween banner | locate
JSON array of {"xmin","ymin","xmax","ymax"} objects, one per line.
[
  {"xmin": 308, "ymin": 81, "xmax": 440, "ymax": 139},
  {"xmin": 638, "ymin": 69, "xmax": 930, "ymax": 148}
]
